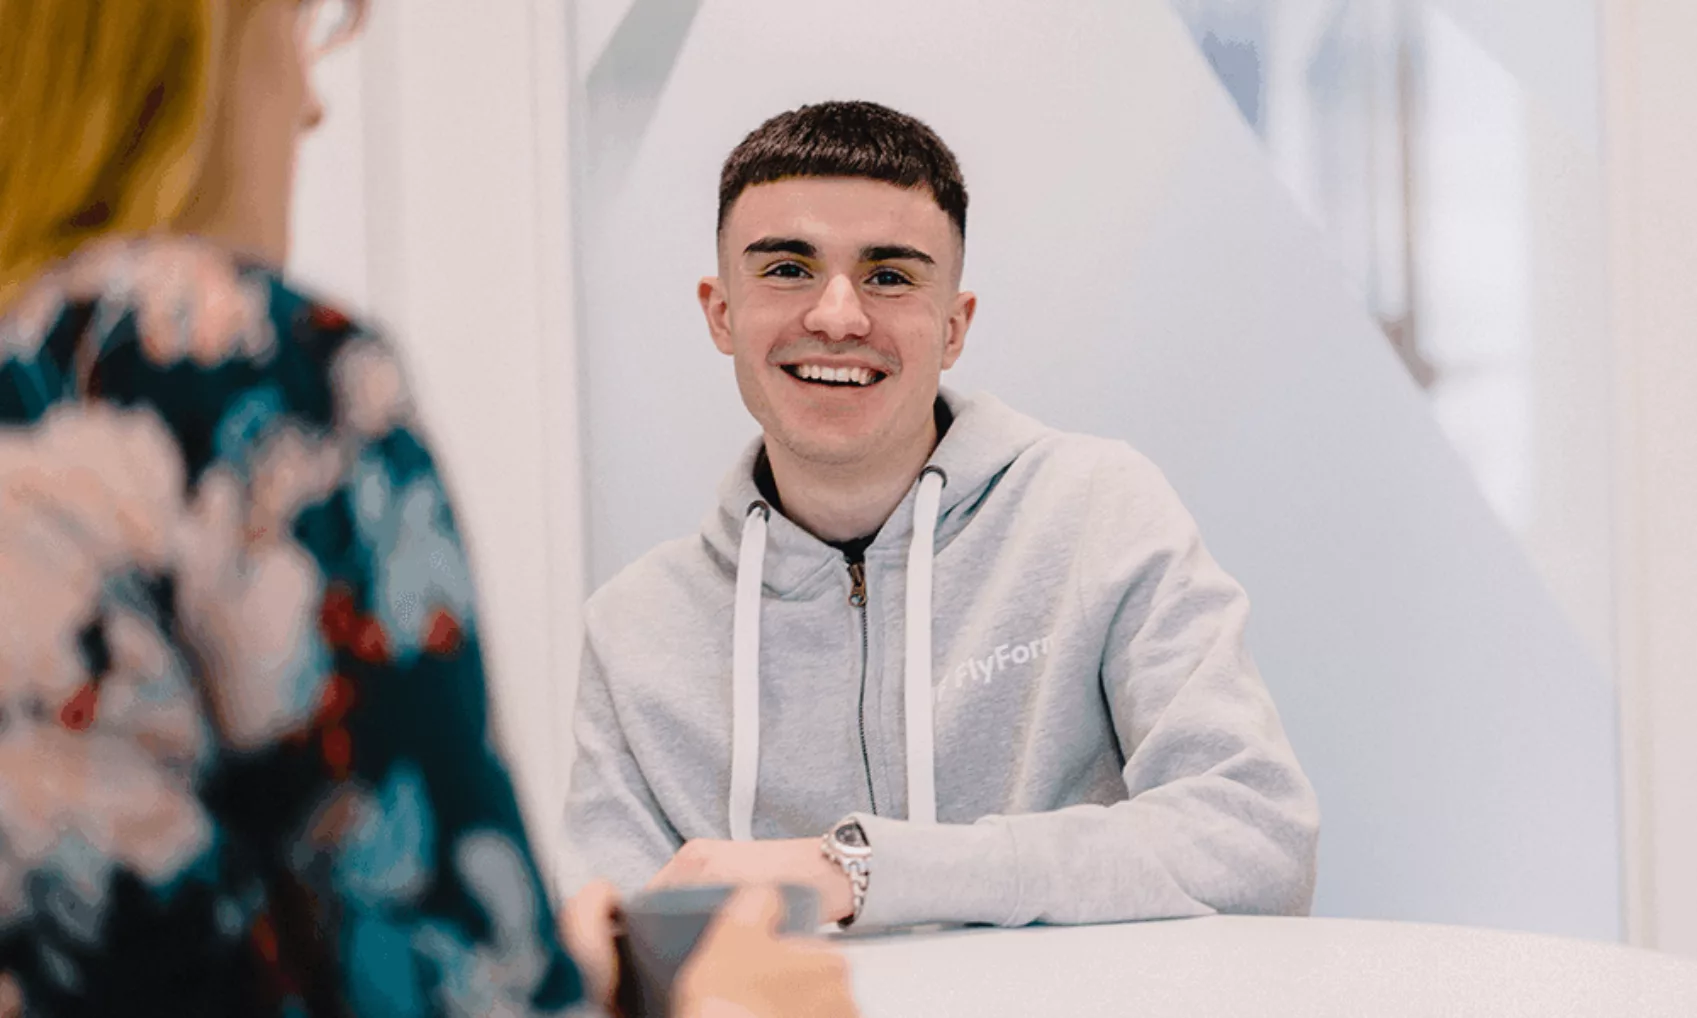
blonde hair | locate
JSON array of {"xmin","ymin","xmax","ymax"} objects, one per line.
[{"xmin": 0, "ymin": 0, "xmax": 224, "ymax": 311}]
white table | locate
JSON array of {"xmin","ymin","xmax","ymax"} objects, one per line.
[{"xmin": 836, "ymin": 916, "xmax": 1697, "ymax": 1017}]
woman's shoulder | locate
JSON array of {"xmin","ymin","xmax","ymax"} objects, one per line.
[
  {"xmin": 2, "ymin": 233, "xmax": 375, "ymax": 372},
  {"xmin": 0, "ymin": 234, "xmax": 411, "ymax": 437}
]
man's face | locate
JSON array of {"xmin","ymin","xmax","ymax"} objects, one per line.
[{"xmin": 700, "ymin": 177, "xmax": 976, "ymax": 470}]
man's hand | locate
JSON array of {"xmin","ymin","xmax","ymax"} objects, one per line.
[
  {"xmin": 674, "ymin": 886, "xmax": 860, "ymax": 1018},
  {"xmin": 649, "ymin": 838, "xmax": 856, "ymax": 924}
]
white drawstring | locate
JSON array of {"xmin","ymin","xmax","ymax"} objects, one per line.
[
  {"xmin": 904, "ymin": 467, "xmax": 946, "ymax": 825},
  {"xmin": 728, "ymin": 501, "xmax": 769, "ymax": 842},
  {"xmin": 726, "ymin": 469, "xmax": 947, "ymax": 839}
]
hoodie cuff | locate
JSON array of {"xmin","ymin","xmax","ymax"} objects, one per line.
[{"xmin": 848, "ymin": 814, "xmax": 1022, "ymax": 929}]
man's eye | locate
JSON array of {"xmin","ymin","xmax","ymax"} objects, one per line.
[
  {"xmin": 868, "ymin": 268, "xmax": 912, "ymax": 287},
  {"xmin": 763, "ymin": 262, "xmax": 809, "ymax": 279}
]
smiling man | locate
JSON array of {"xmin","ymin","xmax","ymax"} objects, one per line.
[{"xmin": 561, "ymin": 101, "xmax": 1320, "ymax": 930}]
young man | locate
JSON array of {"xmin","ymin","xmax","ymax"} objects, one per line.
[{"xmin": 562, "ymin": 101, "xmax": 1320, "ymax": 930}]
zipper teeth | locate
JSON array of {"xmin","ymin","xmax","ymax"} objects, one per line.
[{"xmin": 853, "ymin": 566, "xmax": 878, "ymax": 816}]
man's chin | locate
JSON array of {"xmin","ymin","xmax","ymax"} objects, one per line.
[{"xmin": 766, "ymin": 426, "xmax": 882, "ymax": 469}]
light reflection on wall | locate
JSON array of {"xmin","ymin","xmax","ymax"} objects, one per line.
[{"xmin": 1173, "ymin": 0, "xmax": 1613, "ymax": 664}]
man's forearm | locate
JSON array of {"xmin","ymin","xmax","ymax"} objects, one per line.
[{"xmin": 849, "ymin": 773, "xmax": 1318, "ymax": 929}]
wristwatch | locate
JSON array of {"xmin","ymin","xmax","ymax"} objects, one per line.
[{"xmin": 819, "ymin": 818, "xmax": 872, "ymax": 927}]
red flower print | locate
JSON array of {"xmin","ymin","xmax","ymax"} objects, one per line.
[
  {"xmin": 252, "ymin": 915, "xmax": 279, "ymax": 964},
  {"xmin": 319, "ymin": 585, "xmax": 357, "ymax": 647},
  {"xmin": 424, "ymin": 608, "xmax": 462, "ymax": 656},
  {"xmin": 310, "ymin": 305, "xmax": 351, "ymax": 332},
  {"xmin": 322, "ymin": 727, "xmax": 353, "ymax": 779},
  {"xmin": 352, "ymin": 617, "xmax": 389, "ymax": 663},
  {"xmin": 60, "ymin": 683, "xmax": 100, "ymax": 731},
  {"xmin": 315, "ymin": 673, "xmax": 356, "ymax": 727}
]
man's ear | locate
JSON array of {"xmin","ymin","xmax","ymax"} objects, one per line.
[
  {"xmin": 700, "ymin": 277, "xmax": 734, "ymax": 355},
  {"xmin": 940, "ymin": 290, "xmax": 977, "ymax": 370}
]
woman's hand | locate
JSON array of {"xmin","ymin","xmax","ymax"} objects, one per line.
[
  {"xmin": 561, "ymin": 880, "xmax": 624, "ymax": 1011},
  {"xmin": 673, "ymin": 886, "xmax": 860, "ymax": 1018},
  {"xmin": 561, "ymin": 882, "xmax": 860, "ymax": 1018}
]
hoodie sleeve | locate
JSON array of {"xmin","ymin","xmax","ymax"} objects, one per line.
[
  {"xmin": 851, "ymin": 447, "xmax": 1320, "ymax": 929},
  {"xmin": 560, "ymin": 616, "xmax": 682, "ymax": 896}
]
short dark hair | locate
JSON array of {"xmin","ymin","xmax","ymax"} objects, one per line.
[{"xmin": 717, "ymin": 100, "xmax": 968, "ymax": 240}]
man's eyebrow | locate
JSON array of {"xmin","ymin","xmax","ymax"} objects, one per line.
[
  {"xmin": 743, "ymin": 237, "xmax": 817, "ymax": 258},
  {"xmin": 861, "ymin": 244, "xmax": 935, "ymax": 266}
]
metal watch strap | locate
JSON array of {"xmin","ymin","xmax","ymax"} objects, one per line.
[
  {"xmin": 837, "ymin": 854, "xmax": 870, "ymax": 926},
  {"xmin": 821, "ymin": 823, "xmax": 871, "ymax": 927}
]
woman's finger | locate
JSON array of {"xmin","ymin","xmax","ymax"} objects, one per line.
[
  {"xmin": 561, "ymin": 880, "xmax": 623, "ymax": 1007},
  {"xmin": 712, "ymin": 884, "xmax": 784, "ymax": 937}
]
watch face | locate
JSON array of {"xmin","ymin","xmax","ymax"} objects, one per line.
[{"xmin": 834, "ymin": 821, "xmax": 867, "ymax": 848}]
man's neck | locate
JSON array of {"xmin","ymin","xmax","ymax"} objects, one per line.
[{"xmin": 765, "ymin": 420, "xmax": 939, "ymax": 544}]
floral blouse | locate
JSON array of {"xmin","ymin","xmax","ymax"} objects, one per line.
[{"xmin": 0, "ymin": 237, "xmax": 584, "ymax": 1016}]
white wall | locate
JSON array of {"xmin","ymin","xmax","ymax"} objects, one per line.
[
  {"xmin": 574, "ymin": 0, "xmax": 1623, "ymax": 939},
  {"xmin": 1425, "ymin": 0, "xmax": 1601, "ymax": 153},
  {"xmin": 289, "ymin": 0, "xmax": 584, "ymax": 895},
  {"xmin": 1603, "ymin": 0, "xmax": 1697, "ymax": 956}
]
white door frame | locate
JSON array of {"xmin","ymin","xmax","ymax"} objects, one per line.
[{"xmin": 1602, "ymin": 0, "xmax": 1697, "ymax": 957}]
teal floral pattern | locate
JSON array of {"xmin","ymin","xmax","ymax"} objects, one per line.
[{"xmin": 0, "ymin": 237, "xmax": 582, "ymax": 1016}]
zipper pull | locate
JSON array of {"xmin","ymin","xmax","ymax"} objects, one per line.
[{"xmin": 847, "ymin": 561, "xmax": 867, "ymax": 608}]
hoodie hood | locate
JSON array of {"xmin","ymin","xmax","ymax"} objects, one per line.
[{"xmin": 702, "ymin": 388, "xmax": 1054, "ymax": 599}]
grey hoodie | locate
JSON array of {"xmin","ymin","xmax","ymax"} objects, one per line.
[{"xmin": 562, "ymin": 390, "xmax": 1319, "ymax": 928}]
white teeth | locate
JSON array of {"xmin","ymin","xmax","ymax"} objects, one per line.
[{"xmin": 792, "ymin": 363, "xmax": 878, "ymax": 386}]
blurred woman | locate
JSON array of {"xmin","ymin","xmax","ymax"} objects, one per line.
[{"xmin": 0, "ymin": 1, "xmax": 857, "ymax": 1015}]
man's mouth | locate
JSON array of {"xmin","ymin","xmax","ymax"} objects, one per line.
[{"xmin": 780, "ymin": 363, "xmax": 886, "ymax": 388}]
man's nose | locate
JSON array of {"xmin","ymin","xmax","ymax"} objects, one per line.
[{"xmin": 802, "ymin": 274, "xmax": 871, "ymax": 341}]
